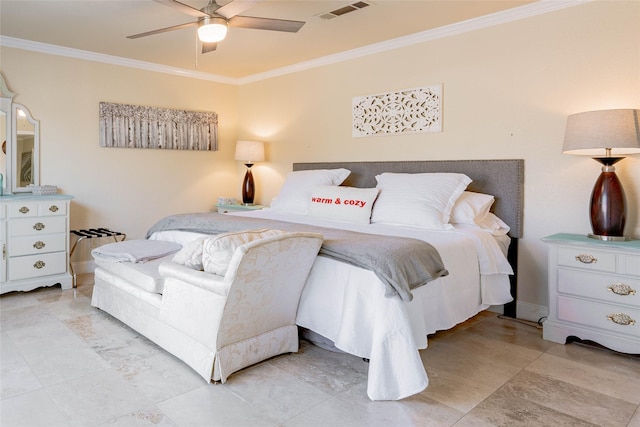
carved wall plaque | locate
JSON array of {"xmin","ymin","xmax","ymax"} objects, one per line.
[{"xmin": 352, "ymin": 85, "xmax": 442, "ymax": 137}]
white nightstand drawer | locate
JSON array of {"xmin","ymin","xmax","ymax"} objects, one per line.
[
  {"xmin": 557, "ymin": 269, "xmax": 639, "ymax": 308},
  {"xmin": 10, "ymin": 233, "xmax": 67, "ymax": 257},
  {"xmin": 9, "ymin": 216, "xmax": 66, "ymax": 237},
  {"xmin": 557, "ymin": 295, "xmax": 639, "ymax": 339},
  {"xmin": 8, "ymin": 251, "xmax": 67, "ymax": 281},
  {"xmin": 622, "ymin": 254, "xmax": 640, "ymax": 277},
  {"xmin": 557, "ymin": 246, "xmax": 617, "ymax": 273}
]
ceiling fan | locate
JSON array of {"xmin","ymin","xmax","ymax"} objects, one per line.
[{"xmin": 127, "ymin": 0, "xmax": 305, "ymax": 53}]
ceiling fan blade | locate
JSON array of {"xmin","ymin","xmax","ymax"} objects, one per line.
[
  {"xmin": 214, "ymin": 0, "xmax": 260, "ymax": 19},
  {"xmin": 228, "ymin": 15, "xmax": 305, "ymax": 33},
  {"xmin": 153, "ymin": 0, "xmax": 210, "ymax": 18},
  {"xmin": 127, "ymin": 21, "xmax": 197, "ymax": 39},
  {"xmin": 202, "ymin": 42, "xmax": 218, "ymax": 54}
]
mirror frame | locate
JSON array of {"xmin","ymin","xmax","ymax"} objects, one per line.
[
  {"xmin": 1, "ymin": 73, "xmax": 16, "ymax": 194},
  {"xmin": 12, "ymin": 103, "xmax": 39, "ymax": 193},
  {"xmin": 0, "ymin": 73, "xmax": 40, "ymax": 194}
]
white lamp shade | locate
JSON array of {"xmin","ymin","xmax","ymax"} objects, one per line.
[
  {"xmin": 562, "ymin": 109, "xmax": 640, "ymax": 156},
  {"xmin": 235, "ymin": 140, "xmax": 265, "ymax": 163},
  {"xmin": 198, "ymin": 17, "xmax": 228, "ymax": 43}
]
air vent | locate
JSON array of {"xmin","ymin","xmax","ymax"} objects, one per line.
[{"xmin": 318, "ymin": 1, "xmax": 372, "ymax": 20}]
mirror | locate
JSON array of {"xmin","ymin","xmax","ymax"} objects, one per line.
[
  {"xmin": 0, "ymin": 109, "xmax": 6, "ymax": 193},
  {"xmin": 0, "ymin": 73, "xmax": 40, "ymax": 194},
  {"xmin": 14, "ymin": 104, "xmax": 39, "ymax": 190}
]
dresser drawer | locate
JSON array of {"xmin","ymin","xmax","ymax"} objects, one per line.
[
  {"xmin": 37, "ymin": 201, "xmax": 67, "ymax": 217},
  {"xmin": 557, "ymin": 295, "xmax": 639, "ymax": 338},
  {"xmin": 7, "ymin": 201, "xmax": 39, "ymax": 218},
  {"xmin": 9, "ymin": 216, "xmax": 66, "ymax": 237},
  {"xmin": 557, "ymin": 246, "xmax": 617, "ymax": 273},
  {"xmin": 7, "ymin": 200, "xmax": 67, "ymax": 218},
  {"xmin": 8, "ymin": 251, "xmax": 67, "ymax": 281},
  {"xmin": 10, "ymin": 233, "xmax": 67, "ymax": 257},
  {"xmin": 557, "ymin": 269, "xmax": 639, "ymax": 308}
]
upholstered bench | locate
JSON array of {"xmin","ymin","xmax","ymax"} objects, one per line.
[{"xmin": 90, "ymin": 231, "xmax": 323, "ymax": 383}]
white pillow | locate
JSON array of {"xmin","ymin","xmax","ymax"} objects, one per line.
[
  {"xmin": 202, "ymin": 229, "xmax": 288, "ymax": 276},
  {"xmin": 172, "ymin": 236, "xmax": 208, "ymax": 270},
  {"xmin": 307, "ymin": 185, "xmax": 379, "ymax": 224},
  {"xmin": 371, "ymin": 173, "xmax": 471, "ymax": 230},
  {"xmin": 270, "ymin": 168, "xmax": 351, "ymax": 214},
  {"xmin": 450, "ymin": 191, "xmax": 495, "ymax": 225}
]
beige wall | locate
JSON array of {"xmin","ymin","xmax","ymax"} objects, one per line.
[
  {"xmin": 238, "ymin": 1, "xmax": 640, "ymax": 317},
  {"xmin": 0, "ymin": 48, "xmax": 240, "ymax": 244},
  {"xmin": 0, "ymin": 1, "xmax": 638, "ymax": 318}
]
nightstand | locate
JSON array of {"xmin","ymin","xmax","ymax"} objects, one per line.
[
  {"xmin": 216, "ymin": 204, "xmax": 263, "ymax": 213},
  {"xmin": 542, "ymin": 233, "xmax": 640, "ymax": 353}
]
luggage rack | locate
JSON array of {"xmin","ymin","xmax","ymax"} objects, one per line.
[{"xmin": 70, "ymin": 228, "xmax": 126, "ymax": 288}]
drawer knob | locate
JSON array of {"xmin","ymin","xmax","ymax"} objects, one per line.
[
  {"xmin": 606, "ymin": 313, "xmax": 636, "ymax": 326},
  {"xmin": 19, "ymin": 206, "xmax": 30, "ymax": 214},
  {"xmin": 33, "ymin": 222, "xmax": 45, "ymax": 231},
  {"xmin": 607, "ymin": 283, "xmax": 636, "ymax": 296},
  {"xmin": 33, "ymin": 241, "xmax": 46, "ymax": 250},
  {"xmin": 575, "ymin": 254, "xmax": 597, "ymax": 264},
  {"xmin": 33, "ymin": 260, "xmax": 46, "ymax": 269},
  {"xmin": 49, "ymin": 205, "xmax": 59, "ymax": 213}
]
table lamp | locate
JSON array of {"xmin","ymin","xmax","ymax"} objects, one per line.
[
  {"xmin": 562, "ymin": 109, "xmax": 640, "ymax": 241},
  {"xmin": 234, "ymin": 140, "xmax": 265, "ymax": 205}
]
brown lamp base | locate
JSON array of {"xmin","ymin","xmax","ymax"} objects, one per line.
[
  {"xmin": 589, "ymin": 157, "xmax": 628, "ymax": 241},
  {"xmin": 241, "ymin": 163, "xmax": 255, "ymax": 205}
]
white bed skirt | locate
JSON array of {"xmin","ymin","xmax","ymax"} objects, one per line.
[{"xmin": 295, "ymin": 256, "xmax": 511, "ymax": 400}]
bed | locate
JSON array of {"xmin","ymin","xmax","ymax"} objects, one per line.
[{"xmin": 144, "ymin": 159, "xmax": 524, "ymax": 401}]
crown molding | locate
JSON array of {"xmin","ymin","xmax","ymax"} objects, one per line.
[
  {"xmin": 1, "ymin": 0, "xmax": 589, "ymax": 86},
  {"xmin": 0, "ymin": 36, "xmax": 237, "ymax": 85},
  {"xmin": 238, "ymin": 0, "xmax": 589, "ymax": 84}
]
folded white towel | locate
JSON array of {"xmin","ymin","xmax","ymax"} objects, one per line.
[{"xmin": 91, "ymin": 239, "xmax": 182, "ymax": 263}]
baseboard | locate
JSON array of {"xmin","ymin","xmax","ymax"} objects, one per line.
[
  {"xmin": 489, "ymin": 301, "xmax": 548, "ymax": 324},
  {"xmin": 71, "ymin": 260, "xmax": 96, "ymax": 275},
  {"xmin": 515, "ymin": 300, "xmax": 548, "ymax": 323}
]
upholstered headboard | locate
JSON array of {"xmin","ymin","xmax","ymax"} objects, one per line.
[{"xmin": 293, "ymin": 159, "xmax": 524, "ymax": 239}]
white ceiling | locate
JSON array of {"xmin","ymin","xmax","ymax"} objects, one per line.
[{"xmin": 1, "ymin": 0, "xmax": 571, "ymax": 82}]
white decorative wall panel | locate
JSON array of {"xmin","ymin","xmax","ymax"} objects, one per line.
[
  {"xmin": 352, "ymin": 85, "xmax": 442, "ymax": 137},
  {"xmin": 99, "ymin": 102, "xmax": 218, "ymax": 150}
]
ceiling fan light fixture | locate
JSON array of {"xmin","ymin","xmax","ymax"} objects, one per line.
[{"xmin": 198, "ymin": 16, "xmax": 228, "ymax": 43}]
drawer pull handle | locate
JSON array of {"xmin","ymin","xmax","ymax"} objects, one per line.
[
  {"xmin": 19, "ymin": 206, "xmax": 30, "ymax": 214},
  {"xmin": 608, "ymin": 283, "xmax": 636, "ymax": 296},
  {"xmin": 33, "ymin": 260, "xmax": 46, "ymax": 269},
  {"xmin": 607, "ymin": 313, "xmax": 636, "ymax": 326},
  {"xmin": 49, "ymin": 205, "xmax": 59, "ymax": 213},
  {"xmin": 575, "ymin": 254, "xmax": 597, "ymax": 264},
  {"xmin": 33, "ymin": 222, "xmax": 45, "ymax": 231},
  {"xmin": 33, "ymin": 241, "xmax": 46, "ymax": 250}
]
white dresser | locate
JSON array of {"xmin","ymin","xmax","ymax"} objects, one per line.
[
  {"xmin": 0, "ymin": 194, "xmax": 74, "ymax": 293},
  {"xmin": 542, "ymin": 233, "xmax": 640, "ymax": 354}
]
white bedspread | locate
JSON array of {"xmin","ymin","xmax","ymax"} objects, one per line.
[{"xmin": 150, "ymin": 209, "xmax": 513, "ymax": 400}]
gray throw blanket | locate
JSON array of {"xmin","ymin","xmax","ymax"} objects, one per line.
[{"xmin": 146, "ymin": 213, "xmax": 448, "ymax": 301}]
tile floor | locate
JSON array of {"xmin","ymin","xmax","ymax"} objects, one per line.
[{"xmin": 1, "ymin": 276, "xmax": 639, "ymax": 427}]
